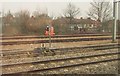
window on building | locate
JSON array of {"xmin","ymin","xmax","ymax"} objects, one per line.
[
  {"xmin": 74, "ymin": 26, "xmax": 78, "ymax": 30},
  {"xmin": 70, "ymin": 26, "xmax": 74, "ymax": 31}
]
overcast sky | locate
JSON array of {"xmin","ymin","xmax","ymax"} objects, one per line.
[
  {"xmin": 2, "ymin": 2, "xmax": 92, "ymax": 18},
  {"xmin": 0, "ymin": 0, "xmax": 119, "ymax": 19}
]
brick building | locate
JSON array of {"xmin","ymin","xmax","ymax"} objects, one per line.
[{"xmin": 53, "ymin": 17, "xmax": 101, "ymax": 34}]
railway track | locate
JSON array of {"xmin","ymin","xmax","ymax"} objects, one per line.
[
  {"xmin": 1, "ymin": 36, "xmax": 120, "ymax": 45},
  {"xmin": 2, "ymin": 36, "xmax": 112, "ymax": 42},
  {"xmin": 2, "ymin": 50, "xmax": 120, "ymax": 74},
  {"xmin": 2, "ymin": 44, "xmax": 120, "ymax": 59},
  {"xmin": 1, "ymin": 34, "xmax": 112, "ymax": 40}
]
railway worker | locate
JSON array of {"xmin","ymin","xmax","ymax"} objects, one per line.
[
  {"xmin": 50, "ymin": 20, "xmax": 55, "ymax": 36},
  {"xmin": 45, "ymin": 20, "xmax": 55, "ymax": 36},
  {"xmin": 50, "ymin": 26, "xmax": 55, "ymax": 36},
  {"xmin": 45, "ymin": 26, "xmax": 49, "ymax": 36}
]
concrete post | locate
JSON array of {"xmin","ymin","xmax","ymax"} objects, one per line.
[{"xmin": 112, "ymin": 0, "xmax": 117, "ymax": 42}]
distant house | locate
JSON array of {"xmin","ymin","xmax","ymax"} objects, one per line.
[
  {"xmin": 71, "ymin": 17, "xmax": 101, "ymax": 33},
  {"xmin": 53, "ymin": 17, "xmax": 101, "ymax": 33},
  {"xmin": 103, "ymin": 20, "xmax": 120, "ymax": 33}
]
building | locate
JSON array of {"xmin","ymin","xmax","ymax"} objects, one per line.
[
  {"xmin": 53, "ymin": 17, "xmax": 101, "ymax": 34},
  {"xmin": 102, "ymin": 20, "xmax": 120, "ymax": 33},
  {"xmin": 70, "ymin": 17, "xmax": 101, "ymax": 33}
]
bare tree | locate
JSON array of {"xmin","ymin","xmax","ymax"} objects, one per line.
[
  {"xmin": 14, "ymin": 10, "xmax": 30, "ymax": 34},
  {"xmin": 2, "ymin": 11, "xmax": 24, "ymax": 35},
  {"xmin": 87, "ymin": 0, "xmax": 112, "ymax": 22},
  {"xmin": 63, "ymin": 3, "xmax": 80, "ymax": 24}
]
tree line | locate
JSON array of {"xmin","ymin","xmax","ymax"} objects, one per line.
[{"xmin": 2, "ymin": 0, "xmax": 115, "ymax": 36}]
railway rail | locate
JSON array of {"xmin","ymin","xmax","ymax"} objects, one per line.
[
  {"xmin": 27, "ymin": 57, "xmax": 119, "ymax": 74},
  {"xmin": 1, "ymin": 36, "xmax": 120, "ymax": 45},
  {"xmin": 2, "ymin": 44, "xmax": 120, "ymax": 59},
  {"xmin": 2, "ymin": 48, "xmax": 119, "ymax": 66},
  {"xmin": 2, "ymin": 36, "xmax": 112, "ymax": 42},
  {"xmin": 1, "ymin": 34, "xmax": 120, "ymax": 74},
  {"xmin": 2, "ymin": 50, "xmax": 120, "ymax": 74},
  {"xmin": 1, "ymin": 34, "xmax": 113, "ymax": 40}
]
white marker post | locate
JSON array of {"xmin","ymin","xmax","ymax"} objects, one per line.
[
  {"xmin": 118, "ymin": 1, "xmax": 120, "ymax": 20},
  {"xmin": 112, "ymin": 0, "xmax": 117, "ymax": 42}
]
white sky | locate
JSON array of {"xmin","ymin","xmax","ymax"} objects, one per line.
[
  {"xmin": 2, "ymin": 2, "xmax": 91, "ymax": 18},
  {"xmin": 0, "ymin": 0, "xmax": 118, "ymax": 18}
]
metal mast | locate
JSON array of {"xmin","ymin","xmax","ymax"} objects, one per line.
[{"xmin": 112, "ymin": 0, "xmax": 117, "ymax": 42}]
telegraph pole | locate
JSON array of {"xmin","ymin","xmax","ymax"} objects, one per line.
[{"xmin": 112, "ymin": 0, "xmax": 117, "ymax": 42}]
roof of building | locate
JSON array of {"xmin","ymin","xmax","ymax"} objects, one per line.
[{"xmin": 53, "ymin": 17, "xmax": 101, "ymax": 26}]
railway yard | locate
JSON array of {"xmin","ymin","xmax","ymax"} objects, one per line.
[{"xmin": 0, "ymin": 34, "xmax": 120, "ymax": 75}]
